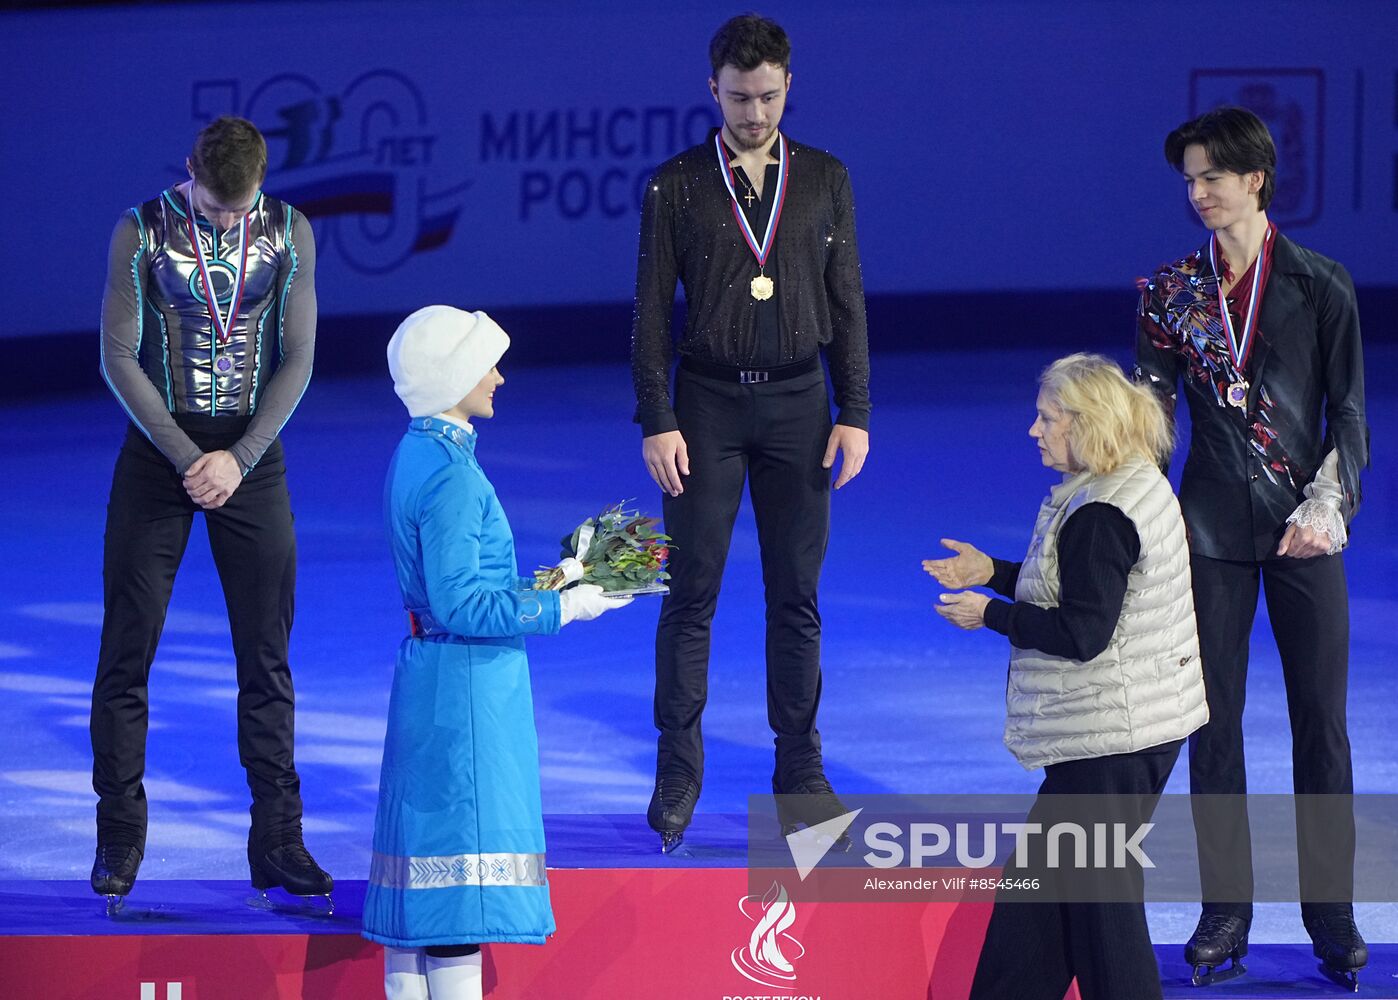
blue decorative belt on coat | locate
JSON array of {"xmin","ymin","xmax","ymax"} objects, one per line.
[{"xmin": 362, "ymin": 417, "xmax": 563, "ymax": 947}]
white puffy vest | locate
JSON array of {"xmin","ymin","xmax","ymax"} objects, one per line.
[{"xmin": 1004, "ymin": 455, "xmax": 1208, "ymax": 770}]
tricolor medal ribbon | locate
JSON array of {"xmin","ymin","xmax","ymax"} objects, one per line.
[
  {"xmin": 185, "ymin": 187, "xmax": 250, "ymax": 373},
  {"xmin": 1207, "ymin": 224, "xmax": 1273, "ymax": 403},
  {"xmin": 715, "ymin": 132, "xmax": 788, "ymax": 301}
]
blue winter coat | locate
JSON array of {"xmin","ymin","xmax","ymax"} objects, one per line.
[{"xmin": 362, "ymin": 416, "xmax": 563, "ymax": 947}]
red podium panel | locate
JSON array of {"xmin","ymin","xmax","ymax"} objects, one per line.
[{"xmin": 0, "ymin": 869, "xmax": 1082, "ymax": 999}]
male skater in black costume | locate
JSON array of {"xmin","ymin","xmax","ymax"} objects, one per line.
[{"xmin": 631, "ymin": 14, "xmax": 871, "ymax": 852}]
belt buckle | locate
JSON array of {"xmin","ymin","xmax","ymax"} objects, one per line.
[{"xmin": 739, "ymin": 369, "xmax": 769, "ymax": 384}]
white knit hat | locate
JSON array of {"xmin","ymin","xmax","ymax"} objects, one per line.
[{"xmin": 386, "ymin": 306, "xmax": 510, "ymax": 417}]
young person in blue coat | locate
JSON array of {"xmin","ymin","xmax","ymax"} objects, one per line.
[{"xmin": 364, "ymin": 305, "xmax": 632, "ymax": 999}]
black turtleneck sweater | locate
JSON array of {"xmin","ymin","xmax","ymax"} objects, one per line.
[{"xmin": 982, "ymin": 502, "xmax": 1141, "ymax": 661}]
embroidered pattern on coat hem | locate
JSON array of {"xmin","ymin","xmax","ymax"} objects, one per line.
[{"xmin": 369, "ymin": 850, "xmax": 547, "ymax": 889}]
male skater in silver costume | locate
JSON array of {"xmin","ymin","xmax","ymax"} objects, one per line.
[{"xmin": 90, "ymin": 116, "xmax": 332, "ymax": 912}]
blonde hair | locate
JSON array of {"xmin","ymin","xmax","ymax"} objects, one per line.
[{"xmin": 1039, "ymin": 353, "xmax": 1174, "ymax": 475}]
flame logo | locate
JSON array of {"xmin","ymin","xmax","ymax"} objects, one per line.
[{"xmin": 731, "ymin": 881, "xmax": 805, "ymax": 988}]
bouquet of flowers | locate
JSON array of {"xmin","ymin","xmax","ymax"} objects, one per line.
[{"xmin": 534, "ymin": 501, "xmax": 671, "ymax": 595}]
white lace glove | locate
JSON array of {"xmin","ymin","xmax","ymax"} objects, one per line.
[
  {"xmin": 559, "ymin": 584, "xmax": 634, "ymax": 624},
  {"xmin": 554, "ymin": 557, "xmax": 586, "ymax": 585},
  {"xmin": 1285, "ymin": 499, "xmax": 1346, "ymax": 555},
  {"xmin": 1285, "ymin": 449, "xmax": 1348, "ymax": 554}
]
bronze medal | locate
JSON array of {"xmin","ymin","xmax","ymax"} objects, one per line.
[{"xmin": 1209, "ymin": 227, "xmax": 1272, "ymax": 412}]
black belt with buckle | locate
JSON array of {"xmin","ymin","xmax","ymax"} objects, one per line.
[{"xmin": 680, "ymin": 354, "xmax": 820, "ymax": 385}]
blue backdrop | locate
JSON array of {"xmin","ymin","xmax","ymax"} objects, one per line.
[{"xmin": 2, "ymin": 0, "xmax": 1396, "ymax": 344}]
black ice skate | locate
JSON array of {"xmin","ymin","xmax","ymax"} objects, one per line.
[
  {"xmin": 1304, "ymin": 907, "xmax": 1367, "ymax": 992},
  {"xmin": 1185, "ymin": 913, "xmax": 1249, "ymax": 987},
  {"xmin": 90, "ymin": 842, "xmax": 142, "ymax": 916},
  {"xmin": 772, "ymin": 772, "xmax": 852, "ymax": 853},
  {"xmin": 248, "ymin": 840, "xmax": 335, "ymax": 915},
  {"xmin": 647, "ymin": 773, "xmax": 700, "ymax": 854}
]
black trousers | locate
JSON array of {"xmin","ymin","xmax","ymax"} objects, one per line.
[
  {"xmin": 90, "ymin": 419, "xmax": 305, "ymax": 851},
  {"xmin": 969, "ymin": 741, "xmax": 1181, "ymax": 1000},
  {"xmin": 653, "ymin": 366, "xmax": 832, "ymax": 784},
  {"xmin": 1188, "ymin": 553, "xmax": 1354, "ymax": 920}
]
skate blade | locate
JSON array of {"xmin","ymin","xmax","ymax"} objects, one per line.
[
  {"xmin": 1191, "ymin": 958, "xmax": 1246, "ymax": 987},
  {"xmin": 247, "ymin": 888, "xmax": 335, "ymax": 917},
  {"xmin": 1316, "ymin": 963, "xmax": 1359, "ymax": 992},
  {"xmin": 659, "ymin": 831, "xmax": 685, "ymax": 855},
  {"xmin": 103, "ymin": 893, "xmax": 126, "ymax": 918}
]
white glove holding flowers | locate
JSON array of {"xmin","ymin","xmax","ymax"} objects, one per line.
[{"xmin": 559, "ymin": 584, "xmax": 633, "ymax": 625}]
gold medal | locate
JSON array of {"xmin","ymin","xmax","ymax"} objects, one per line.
[
  {"xmin": 1226, "ymin": 380, "xmax": 1248, "ymax": 409},
  {"xmin": 717, "ymin": 133, "xmax": 789, "ymax": 305}
]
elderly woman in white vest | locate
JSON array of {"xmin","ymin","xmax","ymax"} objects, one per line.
[{"xmin": 924, "ymin": 353, "xmax": 1208, "ymax": 1000}]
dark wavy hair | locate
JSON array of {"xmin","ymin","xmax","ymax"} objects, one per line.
[
  {"xmin": 190, "ymin": 116, "xmax": 268, "ymax": 201},
  {"xmin": 1164, "ymin": 106, "xmax": 1276, "ymax": 211},
  {"xmin": 709, "ymin": 13, "xmax": 791, "ymax": 77}
]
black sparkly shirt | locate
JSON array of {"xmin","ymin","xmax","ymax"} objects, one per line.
[{"xmin": 630, "ymin": 129, "xmax": 871, "ymax": 436}]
